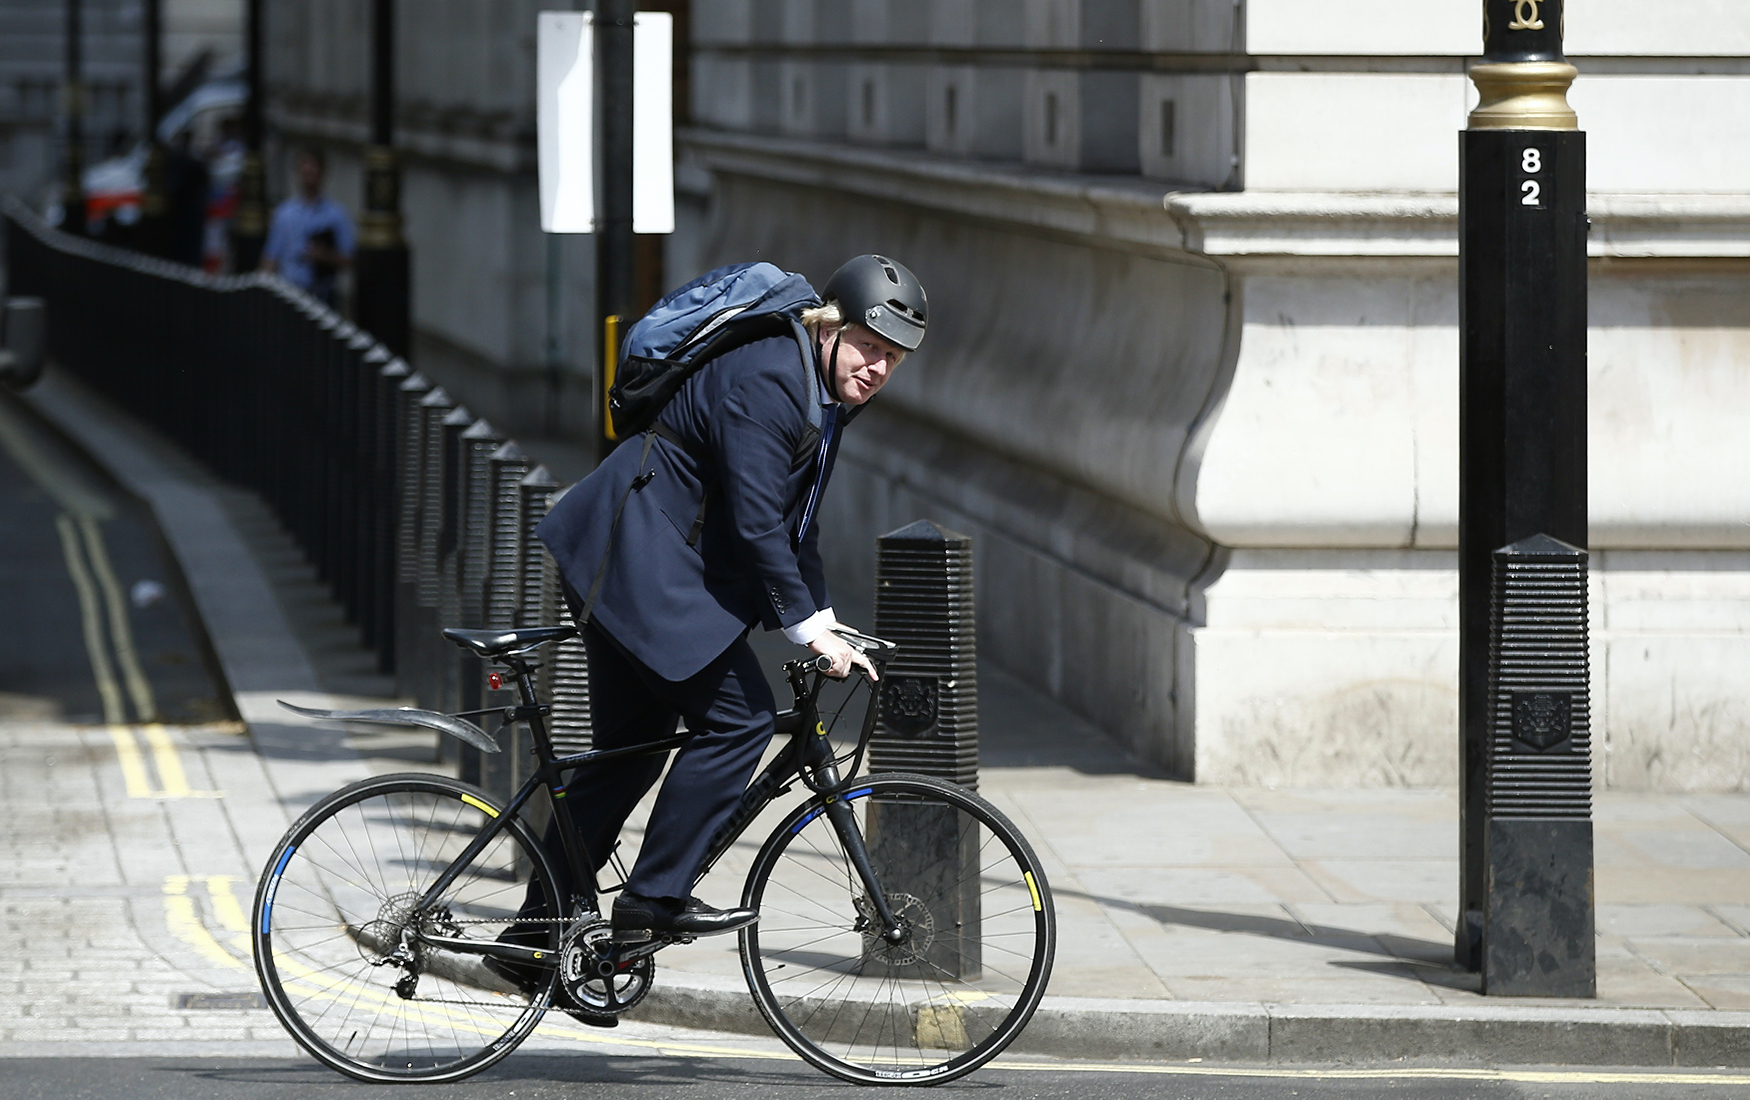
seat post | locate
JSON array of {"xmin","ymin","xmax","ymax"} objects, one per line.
[{"xmin": 508, "ymin": 658, "xmax": 559, "ymax": 764}]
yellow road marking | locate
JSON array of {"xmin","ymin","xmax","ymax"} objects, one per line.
[
  {"xmin": 204, "ymin": 874, "xmax": 251, "ymax": 936},
  {"xmin": 57, "ymin": 514, "xmax": 125, "ymax": 725},
  {"xmin": 0, "ymin": 394, "xmax": 114, "ymax": 519},
  {"xmin": 104, "ymin": 724, "xmax": 222, "ymax": 799},
  {"xmin": 80, "ymin": 514, "xmax": 157, "ymax": 723},
  {"xmin": 164, "ymin": 876, "xmax": 249, "ymax": 972},
  {"xmin": 108, "ymin": 725, "xmax": 157, "ymax": 798}
]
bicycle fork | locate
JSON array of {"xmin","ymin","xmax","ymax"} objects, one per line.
[{"xmin": 805, "ymin": 745, "xmax": 907, "ymax": 944}]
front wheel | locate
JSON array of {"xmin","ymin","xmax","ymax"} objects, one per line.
[
  {"xmin": 740, "ymin": 773, "xmax": 1056, "ymax": 1085},
  {"xmin": 252, "ymin": 772, "xmax": 564, "ymax": 1083}
]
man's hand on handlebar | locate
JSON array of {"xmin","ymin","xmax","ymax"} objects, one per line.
[{"xmin": 807, "ymin": 627, "xmax": 879, "ymax": 682}]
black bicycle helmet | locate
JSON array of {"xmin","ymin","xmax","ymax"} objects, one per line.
[{"xmin": 821, "ymin": 254, "xmax": 928, "ymax": 352}]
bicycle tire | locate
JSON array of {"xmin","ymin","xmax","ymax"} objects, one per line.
[
  {"xmin": 739, "ymin": 772, "xmax": 1055, "ymax": 1085},
  {"xmin": 252, "ymin": 772, "xmax": 563, "ymax": 1083}
]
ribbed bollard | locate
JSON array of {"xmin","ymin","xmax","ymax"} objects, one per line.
[
  {"xmin": 515, "ymin": 465, "xmax": 560, "ymax": 630},
  {"xmin": 414, "ymin": 390, "xmax": 458, "ymax": 713},
  {"xmin": 541, "ymin": 483, "xmax": 593, "ymax": 755},
  {"xmin": 437, "ymin": 407, "xmax": 476, "ymax": 749},
  {"xmin": 868, "ymin": 520, "xmax": 980, "ymax": 979},
  {"xmin": 392, "ymin": 372, "xmax": 433, "ymax": 691},
  {"xmin": 516, "ymin": 465, "xmax": 563, "ymax": 740},
  {"xmin": 370, "ymin": 355, "xmax": 410, "ymax": 669},
  {"xmin": 458, "ymin": 420, "xmax": 505, "ymax": 631},
  {"xmin": 1482, "ymin": 533, "xmax": 1595, "ymax": 997},
  {"xmin": 474, "ymin": 441, "xmax": 534, "ymax": 802},
  {"xmin": 336, "ymin": 327, "xmax": 375, "ymax": 620}
]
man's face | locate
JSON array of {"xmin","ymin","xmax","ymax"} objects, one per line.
[
  {"xmin": 821, "ymin": 323, "xmax": 903, "ymax": 406},
  {"xmin": 297, "ymin": 156, "xmax": 324, "ymax": 196}
]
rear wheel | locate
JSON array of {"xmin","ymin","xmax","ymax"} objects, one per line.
[
  {"xmin": 252, "ymin": 773, "xmax": 563, "ymax": 1083},
  {"xmin": 740, "ymin": 773, "xmax": 1055, "ymax": 1085}
]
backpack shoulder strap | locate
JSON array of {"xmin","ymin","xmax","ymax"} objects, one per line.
[{"xmin": 578, "ymin": 429, "xmax": 660, "ymax": 622}]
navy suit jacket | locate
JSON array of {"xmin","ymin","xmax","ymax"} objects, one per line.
[{"xmin": 537, "ymin": 332, "xmax": 836, "ymax": 682}]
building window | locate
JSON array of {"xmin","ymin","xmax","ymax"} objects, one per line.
[
  {"xmin": 862, "ymin": 79, "xmax": 875, "ymax": 128},
  {"xmin": 1044, "ymin": 91, "xmax": 1058, "ymax": 147},
  {"xmin": 1160, "ymin": 98, "xmax": 1176, "ymax": 158},
  {"xmin": 945, "ymin": 84, "xmax": 958, "ymax": 137}
]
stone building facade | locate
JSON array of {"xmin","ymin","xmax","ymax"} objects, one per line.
[
  {"xmin": 257, "ymin": 2, "xmax": 1750, "ymax": 791},
  {"xmin": 686, "ymin": 1, "xmax": 1750, "ymax": 792}
]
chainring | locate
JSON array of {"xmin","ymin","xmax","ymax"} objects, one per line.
[{"xmin": 560, "ymin": 919, "xmax": 654, "ymax": 1013}]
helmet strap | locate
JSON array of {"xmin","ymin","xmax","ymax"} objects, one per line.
[{"xmin": 823, "ymin": 327, "xmax": 845, "ymax": 404}]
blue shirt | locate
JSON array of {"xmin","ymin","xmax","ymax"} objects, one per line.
[{"xmin": 262, "ymin": 195, "xmax": 355, "ymax": 292}]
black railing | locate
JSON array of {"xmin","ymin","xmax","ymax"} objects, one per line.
[{"xmin": 3, "ymin": 202, "xmax": 593, "ymax": 792}]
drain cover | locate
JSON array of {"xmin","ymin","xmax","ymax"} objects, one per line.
[{"xmin": 173, "ymin": 992, "xmax": 268, "ymax": 1010}]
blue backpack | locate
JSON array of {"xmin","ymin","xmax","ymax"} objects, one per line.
[{"xmin": 609, "ymin": 261, "xmax": 823, "ymax": 440}]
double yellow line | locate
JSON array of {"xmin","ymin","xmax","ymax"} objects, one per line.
[
  {"xmin": 0, "ymin": 393, "xmax": 218, "ymax": 799},
  {"xmin": 55, "ymin": 511, "xmax": 220, "ymax": 798}
]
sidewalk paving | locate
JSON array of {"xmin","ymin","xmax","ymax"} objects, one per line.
[{"xmin": 12, "ymin": 367, "xmax": 1750, "ymax": 1067}]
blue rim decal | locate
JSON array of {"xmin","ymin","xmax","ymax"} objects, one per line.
[
  {"xmin": 261, "ymin": 845, "xmax": 296, "ymax": 934},
  {"xmin": 790, "ymin": 789, "xmax": 876, "ymax": 833}
]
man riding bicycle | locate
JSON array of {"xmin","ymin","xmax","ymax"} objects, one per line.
[{"xmin": 522, "ymin": 255, "xmax": 928, "ymax": 963}]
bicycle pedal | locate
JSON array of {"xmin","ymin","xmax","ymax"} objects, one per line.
[{"xmin": 610, "ymin": 928, "xmax": 653, "ymax": 945}]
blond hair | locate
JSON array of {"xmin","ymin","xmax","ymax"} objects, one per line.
[{"xmin": 799, "ymin": 300, "xmax": 844, "ymax": 340}]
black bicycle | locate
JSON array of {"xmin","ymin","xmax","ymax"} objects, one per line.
[{"xmin": 252, "ymin": 625, "xmax": 1056, "ymax": 1086}]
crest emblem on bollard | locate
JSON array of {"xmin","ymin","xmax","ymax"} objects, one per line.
[
  {"xmin": 880, "ymin": 675, "xmax": 939, "ymax": 737},
  {"xmin": 1512, "ymin": 691, "xmax": 1570, "ymax": 751}
]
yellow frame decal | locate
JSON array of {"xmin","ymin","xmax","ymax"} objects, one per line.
[{"xmin": 460, "ymin": 793, "xmax": 499, "ymax": 818}]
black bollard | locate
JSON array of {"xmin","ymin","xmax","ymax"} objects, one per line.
[
  {"xmin": 1457, "ymin": 1, "xmax": 1591, "ymax": 988},
  {"xmin": 540, "ymin": 483, "xmax": 594, "ymax": 755},
  {"xmin": 477, "ymin": 440, "xmax": 533, "ymax": 802},
  {"xmin": 411, "ymin": 388, "xmax": 455, "ymax": 712},
  {"xmin": 392, "ymin": 371, "xmax": 433, "ymax": 691},
  {"xmin": 868, "ymin": 520, "xmax": 980, "ymax": 979},
  {"xmin": 1480, "ymin": 534, "xmax": 1595, "ymax": 996}
]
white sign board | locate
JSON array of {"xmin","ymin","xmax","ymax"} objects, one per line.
[
  {"xmin": 536, "ymin": 10, "xmax": 675, "ymax": 235},
  {"xmin": 632, "ymin": 11, "xmax": 674, "ymax": 235},
  {"xmin": 537, "ymin": 11, "xmax": 593, "ymax": 233}
]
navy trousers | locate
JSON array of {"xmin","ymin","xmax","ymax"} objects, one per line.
[{"xmin": 536, "ymin": 618, "xmax": 777, "ymax": 906}]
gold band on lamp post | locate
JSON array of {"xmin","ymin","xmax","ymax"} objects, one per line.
[
  {"xmin": 1468, "ymin": 61, "xmax": 1579, "ymax": 131},
  {"xmin": 358, "ymin": 145, "xmax": 405, "ymax": 250}
]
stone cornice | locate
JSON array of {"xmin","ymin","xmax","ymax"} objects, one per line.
[{"xmin": 682, "ymin": 128, "xmax": 1750, "ymax": 263}]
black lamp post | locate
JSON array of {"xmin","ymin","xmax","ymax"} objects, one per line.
[
  {"xmin": 1457, "ymin": 0, "xmax": 1594, "ymax": 996},
  {"xmin": 594, "ymin": 0, "xmax": 635, "ymax": 463},
  {"xmin": 230, "ymin": 0, "xmax": 268, "ymax": 273},
  {"xmin": 60, "ymin": 0, "xmax": 87, "ymax": 236},
  {"xmin": 137, "ymin": 0, "xmax": 168, "ymax": 253},
  {"xmin": 353, "ymin": 0, "xmax": 411, "ymax": 358}
]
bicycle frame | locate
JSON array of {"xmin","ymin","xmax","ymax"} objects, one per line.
[{"xmin": 411, "ymin": 636, "xmax": 901, "ymax": 971}]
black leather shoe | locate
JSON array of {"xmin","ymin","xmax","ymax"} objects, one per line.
[{"xmin": 612, "ymin": 893, "xmax": 758, "ymax": 939}]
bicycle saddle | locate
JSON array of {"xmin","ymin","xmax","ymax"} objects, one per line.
[{"xmin": 442, "ymin": 625, "xmax": 577, "ymax": 658}]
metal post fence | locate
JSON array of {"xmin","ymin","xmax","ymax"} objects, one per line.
[{"xmin": 4, "ymin": 200, "xmax": 597, "ymax": 788}]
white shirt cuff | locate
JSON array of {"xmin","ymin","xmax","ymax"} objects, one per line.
[{"xmin": 783, "ymin": 608, "xmax": 836, "ymax": 646}]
